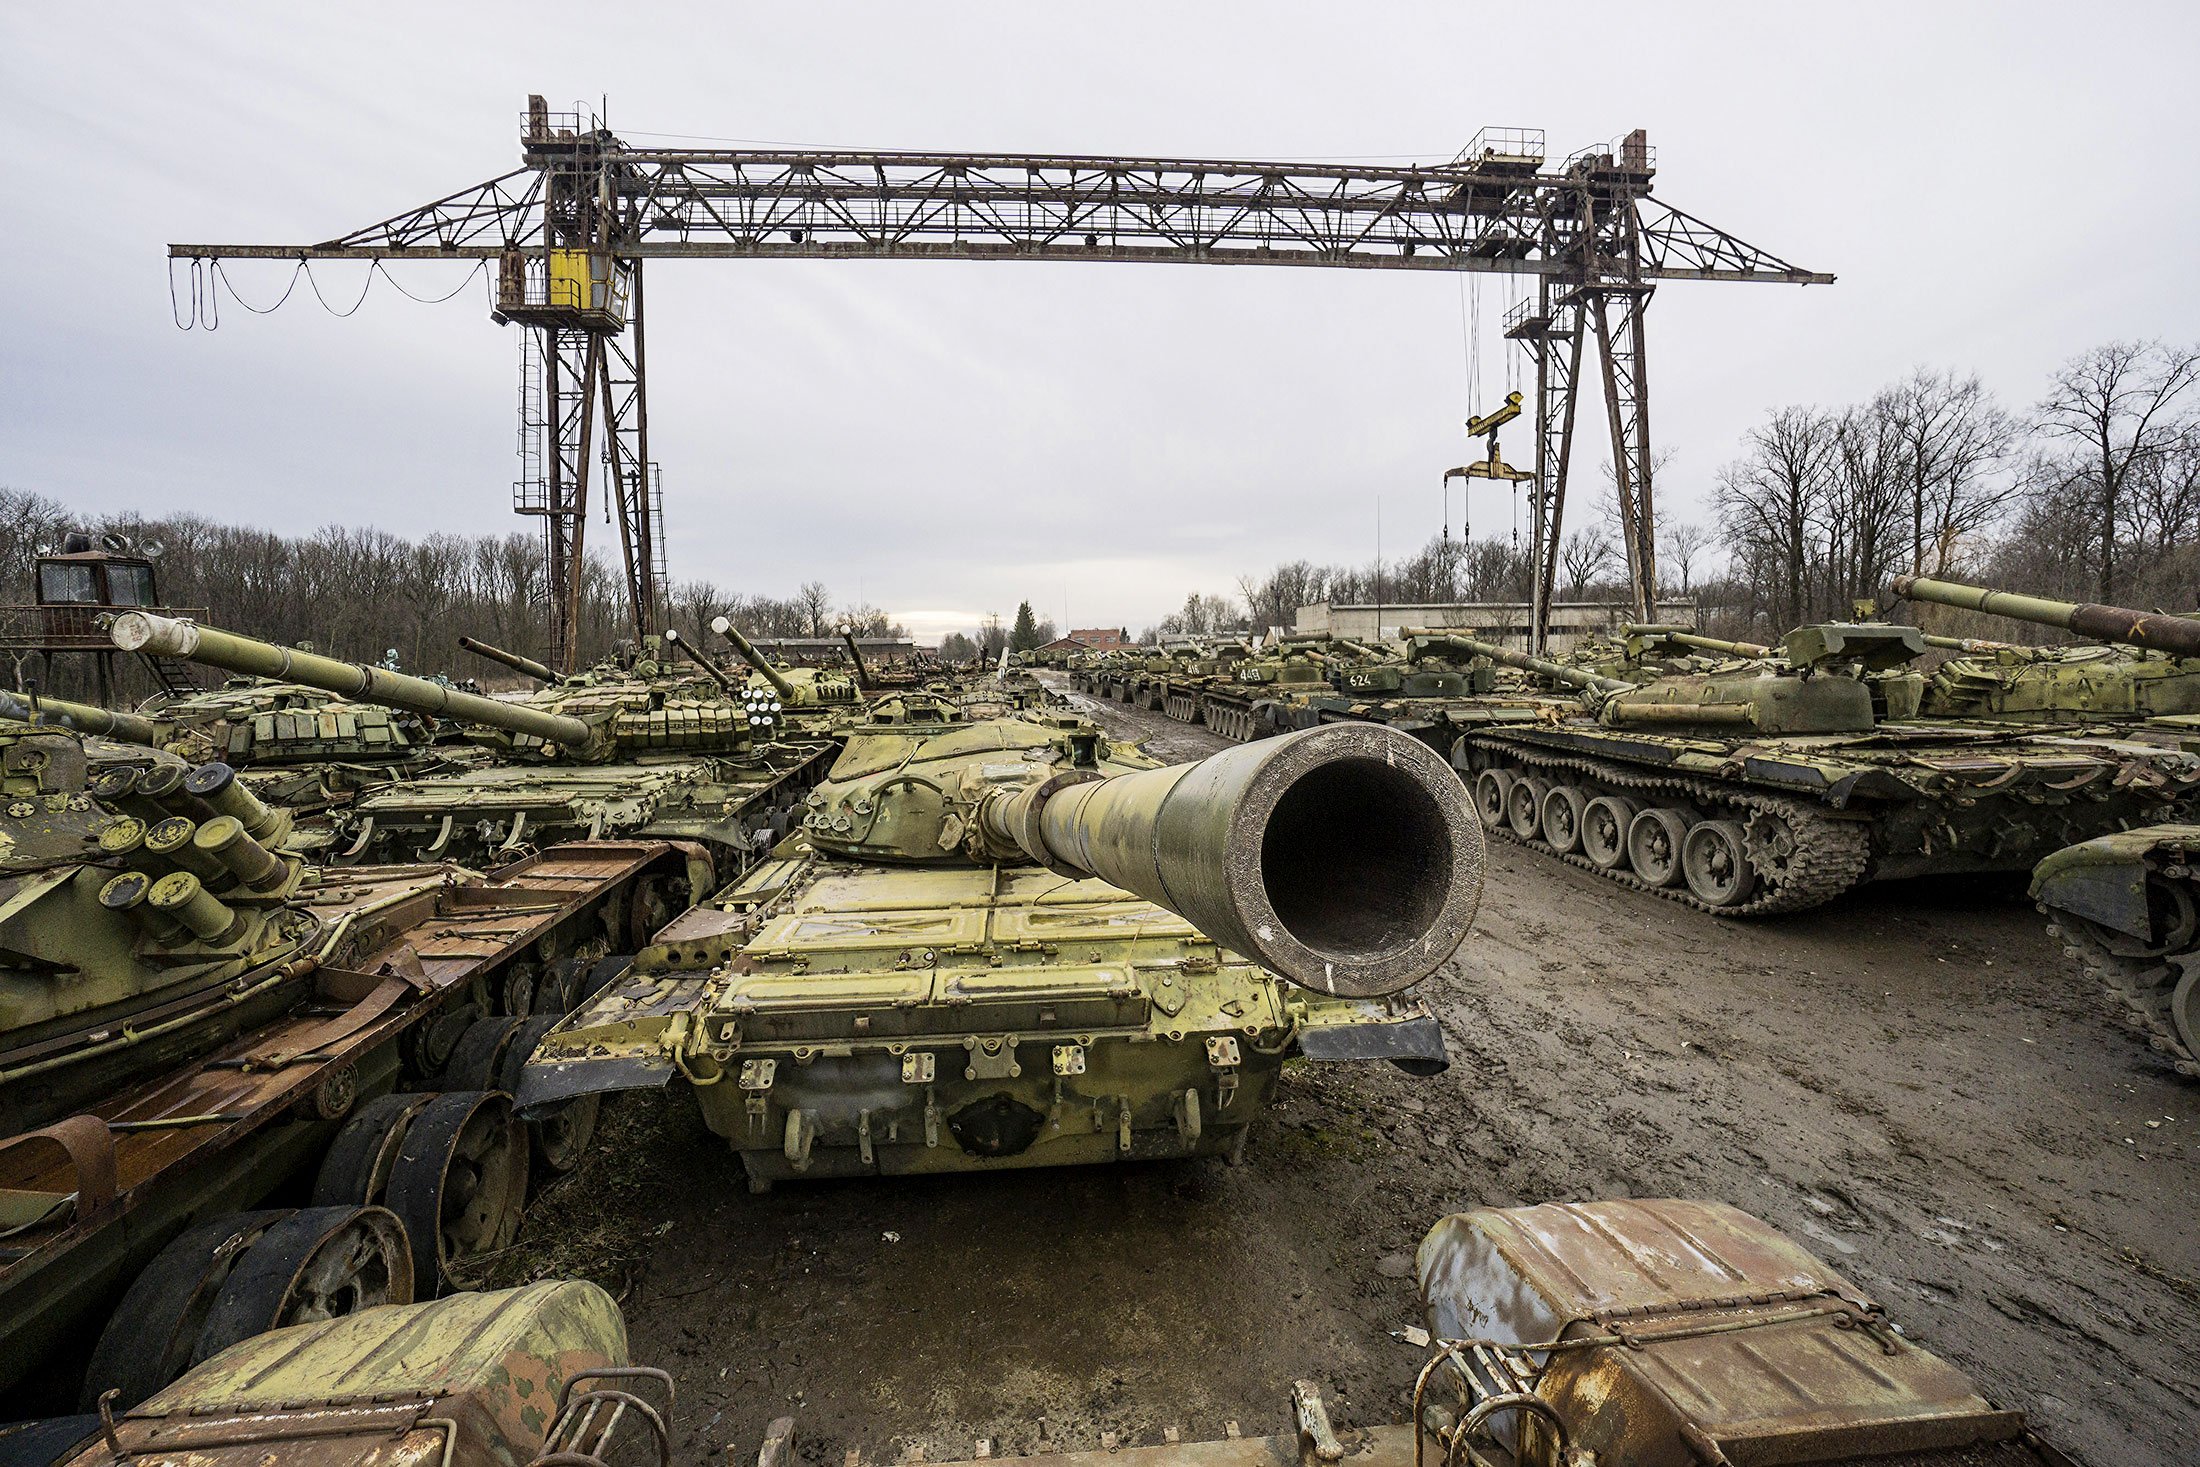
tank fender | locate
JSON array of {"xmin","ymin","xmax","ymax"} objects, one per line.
[{"xmin": 1296, "ymin": 1012, "xmax": 1448, "ymax": 1075}]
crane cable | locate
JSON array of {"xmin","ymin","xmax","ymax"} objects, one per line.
[{"xmin": 171, "ymin": 256, "xmax": 488, "ymax": 329}]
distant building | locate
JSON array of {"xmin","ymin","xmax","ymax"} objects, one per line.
[
  {"xmin": 1034, "ymin": 636, "xmax": 1094, "ymax": 657},
  {"xmin": 1069, "ymin": 627, "xmax": 1128, "ymax": 650},
  {"xmin": 1294, "ymin": 599, "xmax": 1697, "ymax": 653}
]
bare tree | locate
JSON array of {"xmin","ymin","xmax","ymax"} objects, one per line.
[
  {"xmin": 1656, "ymin": 521, "xmax": 1711, "ymax": 597},
  {"xmin": 1558, "ymin": 528, "xmax": 1613, "ymax": 600},
  {"xmin": 1887, "ymin": 369, "xmax": 2021, "ymax": 577},
  {"xmin": 2038, "ymin": 340, "xmax": 2200, "ymax": 599},
  {"xmin": 795, "ymin": 580, "xmax": 834, "ymax": 637},
  {"xmin": 1714, "ymin": 406, "xmax": 1837, "ymax": 629}
]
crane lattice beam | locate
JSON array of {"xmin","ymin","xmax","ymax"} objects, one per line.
[
  {"xmin": 177, "ymin": 151, "xmax": 1827, "ymax": 286},
  {"xmin": 168, "ymin": 111, "xmax": 1832, "ymax": 661}
]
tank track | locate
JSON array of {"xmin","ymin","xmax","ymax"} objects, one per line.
[
  {"xmin": 1458, "ymin": 738, "xmax": 1873, "ymax": 917},
  {"xmin": 2039, "ymin": 913, "xmax": 2199, "ymax": 1080}
]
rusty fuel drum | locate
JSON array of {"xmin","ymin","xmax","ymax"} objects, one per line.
[{"xmin": 1893, "ymin": 574, "xmax": 2200, "ymax": 659}]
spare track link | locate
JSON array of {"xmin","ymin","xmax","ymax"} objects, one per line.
[
  {"xmin": 1459, "ymin": 738, "xmax": 1872, "ymax": 916},
  {"xmin": 2040, "ymin": 911, "xmax": 2199, "ymax": 1079}
]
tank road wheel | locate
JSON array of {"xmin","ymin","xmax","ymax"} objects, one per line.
[
  {"xmin": 438, "ymin": 1016, "xmax": 525, "ymax": 1092},
  {"xmin": 498, "ymin": 960, "xmax": 541, "ymax": 1018},
  {"xmin": 193, "ymin": 1205, "xmax": 413, "ymax": 1363},
  {"xmin": 80, "ymin": 1211, "xmax": 286, "ymax": 1410},
  {"xmin": 383, "ymin": 1091, "xmax": 529, "ymax": 1295},
  {"xmin": 1581, "ymin": 796, "xmax": 1639, "ymax": 870},
  {"xmin": 500, "ymin": 1016, "xmax": 601, "ymax": 1178},
  {"xmin": 312, "ymin": 1092, "xmax": 433, "ymax": 1207},
  {"xmin": 402, "ymin": 1002, "xmax": 479, "ymax": 1080},
  {"xmin": 1472, "ymin": 769, "xmax": 1516, "ymax": 830},
  {"xmin": 1681, "ymin": 820, "xmax": 1759, "ymax": 909},
  {"xmin": 1506, "ymin": 775, "xmax": 1551, "ymax": 841},
  {"xmin": 1540, "ymin": 784, "xmax": 1589, "ymax": 856},
  {"xmin": 1626, "ymin": 808, "xmax": 1691, "ymax": 888}
]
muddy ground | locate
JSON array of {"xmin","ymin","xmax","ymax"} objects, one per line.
[{"xmin": 500, "ymin": 688, "xmax": 2199, "ymax": 1467}]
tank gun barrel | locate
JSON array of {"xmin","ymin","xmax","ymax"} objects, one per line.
[
  {"xmin": 839, "ymin": 631, "xmax": 874, "ymax": 691},
  {"xmin": 1621, "ymin": 624, "xmax": 1774, "ymax": 658},
  {"xmin": 0, "ymin": 690, "xmax": 162, "ymax": 746},
  {"xmin": 1891, "ymin": 575, "xmax": 2200, "ymax": 659},
  {"xmin": 661, "ymin": 628, "xmax": 741, "ymax": 697},
  {"xmin": 457, "ymin": 635, "xmax": 559, "ymax": 685},
  {"xmin": 710, "ymin": 616, "xmax": 800, "ymax": 702},
  {"xmin": 978, "ymin": 723, "xmax": 1481, "ymax": 997},
  {"xmin": 111, "ymin": 612, "xmax": 595, "ymax": 749},
  {"xmin": 1453, "ymin": 637, "xmax": 1633, "ymax": 694}
]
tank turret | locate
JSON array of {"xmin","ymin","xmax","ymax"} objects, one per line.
[
  {"xmin": 807, "ymin": 719, "xmax": 1480, "ymax": 996},
  {"xmin": 524, "ymin": 712, "xmax": 1480, "ymax": 1184},
  {"xmin": 457, "ymin": 634, "xmax": 560, "ymax": 685},
  {"xmin": 710, "ymin": 616, "xmax": 803, "ymax": 704},
  {"xmin": 1892, "ymin": 574, "xmax": 2200, "ymax": 659},
  {"xmin": 113, "ymin": 612, "xmax": 601, "ymax": 754},
  {"xmin": 1454, "ymin": 633, "xmax": 1888, "ymax": 734}
]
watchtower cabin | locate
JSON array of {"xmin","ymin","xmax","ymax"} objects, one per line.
[{"xmin": 1, "ymin": 532, "xmax": 202, "ymax": 703}]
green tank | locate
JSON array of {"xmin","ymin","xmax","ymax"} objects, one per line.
[
  {"xmin": 711, "ymin": 615, "xmax": 862, "ymax": 721},
  {"xmin": 113, "ymin": 611, "xmax": 832, "ymax": 883},
  {"xmin": 1892, "ymin": 574, "xmax": 2200, "ymax": 727},
  {"xmin": 520, "ymin": 709, "xmax": 1481, "ymax": 1190},
  {"xmin": 2032, "ymin": 824, "xmax": 2200, "ymax": 1079},
  {"xmin": 1449, "ymin": 628, "xmax": 2200, "ymax": 915},
  {"xmin": 1260, "ymin": 632, "xmax": 1558, "ymax": 755},
  {"xmin": 0, "ymin": 707, "xmax": 694, "ymax": 1409},
  {"xmin": 1194, "ymin": 638, "xmax": 1340, "ymax": 742},
  {"xmin": 1, "ymin": 676, "xmax": 464, "ymax": 820}
]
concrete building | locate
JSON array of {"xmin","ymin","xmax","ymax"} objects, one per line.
[{"xmin": 1294, "ymin": 599, "xmax": 1696, "ymax": 653}]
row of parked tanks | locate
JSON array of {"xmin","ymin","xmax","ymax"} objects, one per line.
[
  {"xmin": 1072, "ymin": 575, "xmax": 2200, "ymax": 1078},
  {"xmin": 0, "ymin": 591, "xmax": 2112, "ymax": 1467}
]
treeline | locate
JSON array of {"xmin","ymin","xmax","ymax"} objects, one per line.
[
  {"xmin": 0, "ymin": 489, "xmax": 904, "ymax": 701},
  {"xmin": 1151, "ymin": 338, "xmax": 2200, "ymax": 644}
]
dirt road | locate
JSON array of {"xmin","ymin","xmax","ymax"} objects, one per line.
[{"xmin": 504, "ymin": 690, "xmax": 2199, "ymax": 1467}]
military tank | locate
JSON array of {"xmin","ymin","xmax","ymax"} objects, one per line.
[
  {"xmin": 1194, "ymin": 638, "xmax": 1341, "ymax": 742},
  {"xmin": 1449, "ymin": 628, "xmax": 2200, "ymax": 914},
  {"xmin": 1266, "ymin": 632, "xmax": 1559, "ymax": 754},
  {"xmin": 521, "ymin": 708, "xmax": 1480, "ymax": 1189},
  {"xmin": 2, "ymin": 676, "xmax": 464, "ymax": 819},
  {"xmin": 112, "ymin": 611, "xmax": 831, "ymax": 884},
  {"xmin": 1891, "ymin": 573, "xmax": 2200, "ymax": 728},
  {"xmin": 2031, "ymin": 825, "xmax": 2200, "ymax": 1079},
  {"xmin": 0, "ymin": 708, "xmax": 691, "ymax": 1411}
]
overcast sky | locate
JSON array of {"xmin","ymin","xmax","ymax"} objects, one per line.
[{"xmin": 4, "ymin": 3, "xmax": 2196, "ymax": 640}]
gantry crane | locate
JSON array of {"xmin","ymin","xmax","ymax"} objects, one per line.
[{"xmin": 170, "ymin": 102, "xmax": 1828, "ymax": 664}]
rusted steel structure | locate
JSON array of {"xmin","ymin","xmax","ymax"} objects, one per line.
[{"xmin": 169, "ymin": 109, "xmax": 1827, "ymax": 665}]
